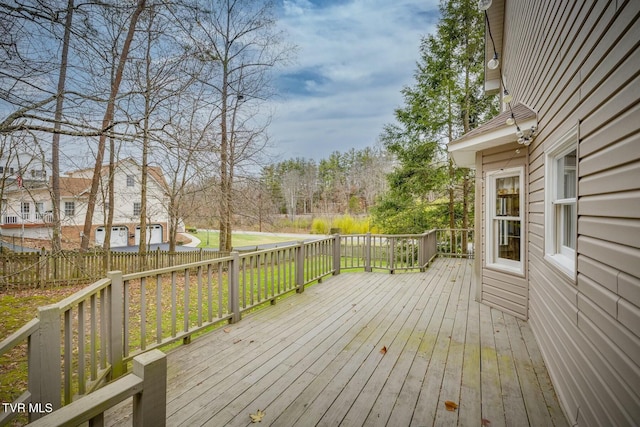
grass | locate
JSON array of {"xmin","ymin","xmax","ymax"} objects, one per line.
[{"xmin": 195, "ymin": 230, "xmax": 306, "ymax": 250}]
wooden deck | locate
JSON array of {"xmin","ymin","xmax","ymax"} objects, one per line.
[{"xmin": 105, "ymin": 257, "xmax": 567, "ymax": 426}]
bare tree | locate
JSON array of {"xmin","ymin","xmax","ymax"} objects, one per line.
[
  {"xmin": 176, "ymin": 0, "xmax": 294, "ymax": 252},
  {"xmin": 80, "ymin": 0, "xmax": 147, "ymax": 251}
]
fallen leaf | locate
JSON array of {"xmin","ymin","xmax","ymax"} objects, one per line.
[
  {"xmin": 380, "ymin": 346, "xmax": 387, "ymax": 355},
  {"xmin": 233, "ymin": 339, "xmax": 242, "ymax": 344},
  {"xmin": 444, "ymin": 400, "xmax": 458, "ymax": 411},
  {"xmin": 250, "ymin": 409, "xmax": 265, "ymax": 423},
  {"xmin": 481, "ymin": 419, "xmax": 491, "ymax": 426},
  {"xmin": 223, "ymin": 328, "xmax": 231, "ymax": 333}
]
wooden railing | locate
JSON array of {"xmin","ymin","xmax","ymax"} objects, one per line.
[
  {"xmin": 0, "ymin": 230, "xmax": 467, "ymax": 426},
  {"xmin": 435, "ymin": 228, "xmax": 474, "ymax": 258}
]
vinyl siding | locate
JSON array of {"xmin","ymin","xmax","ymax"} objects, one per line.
[
  {"xmin": 501, "ymin": 0, "xmax": 640, "ymax": 425},
  {"xmin": 479, "ymin": 144, "xmax": 528, "ymax": 319}
]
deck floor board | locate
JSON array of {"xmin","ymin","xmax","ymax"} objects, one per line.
[{"xmin": 105, "ymin": 257, "xmax": 566, "ymax": 427}]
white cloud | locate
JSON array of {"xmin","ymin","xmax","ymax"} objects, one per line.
[{"xmin": 267, "ymin": 0, "xmax": 440, "ymax": 161}]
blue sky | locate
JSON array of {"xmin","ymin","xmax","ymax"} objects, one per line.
[{"xmin": 267, "ymin": 0, "xmax": 441, "ymax": 161}]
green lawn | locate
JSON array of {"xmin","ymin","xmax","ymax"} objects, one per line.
[{"xmin": 195, "ymin": 231, "xmax": 306, "ymax": 250}]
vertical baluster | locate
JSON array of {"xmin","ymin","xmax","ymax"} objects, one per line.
[
  {"xmin": 156, "ymin": 275, "xmax": 162, "ymax": 344},
  {"xmin": 256, "ymin": 254, "xmax": 262, "ymax": 303},
  {"xmin": 241, "ymin": 257, "xmax": 246, "ymax": 309},
  {"xmin": 171, "ymin": 271, "xmax": 177, "ymax": 337},
  {"xmin": 140, "ymin": 277, "xmax": 146, "ymax": 351},
  {"xmin": 78, "ymin": 301, "xmax": 85, "ymax": 395},
  {"xmin": 64, "ymin": 308, "xmax": 72, "ymax": 403},
  {"xmin": 183, "ymin": 268, "xmax": 190, "ymax": 333},
  {"xmin": 207, "ymin": 264, "xmax": 213, "ymax": 322},
  {"xmin": 249, "ymin": 255, "xmax": 255, "ymax": 307},
  {"xmin": 100, "ymin": 288, "xmax": 106, "ymax": 371},
  {"xmin": 197, "ymin": 266, "xmax": 203, "ymax": 326},
  {"xmin": 217, "ymin": 263, "xmax": 224, "ymax": 318},
  {"xmin": 90, "ymin": 294, "xmax": 97, "ymax": 381},
  {"xmin": 123, "ymin": 280, "xmax": 129, "ymax": 358}
]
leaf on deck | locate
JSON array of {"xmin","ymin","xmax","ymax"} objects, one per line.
[
  {"xmin": 380, "ymin": 346, "xmax": 387, "ymax": 355},
  {"xmin": 223, "ymin": 328, "xmax": 231, "ymax": 333},
  {"xmin": 481, "ymin": 418, "xmax": 491, "ymax": 426},
  {"xmin": 444, "ymin": 400, "xmax": 458, "ymax": 411},
  {"xmin": 250, "ymin": 409, "xmax": 265, "ymax": 423}
]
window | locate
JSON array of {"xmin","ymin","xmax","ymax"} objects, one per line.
[
  {"xmin": 127, "ymin": 175, "xmax": 135, "ymax": 187},
  {"xmin": 21, "ymin": 202, "xmax": 30, "ymax": 220},
  {"xmin": 545, "ymin": 128, "xmax": 578, "ymax": 277},
  {"xmin": 133, "ymin": 202, "xmax": 141, "ymax": 216},
  {"xmin": 35, "ymin": 202, "xmax": 44, "ymax": 219},
  {"xmin": 64, "ymin": 201, "xmax": 75, "ymax": 217},
  {"xmin": 486, "ymin": 167, "xmax": 525, "ymax": 274}
]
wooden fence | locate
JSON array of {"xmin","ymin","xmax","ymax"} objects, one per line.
[{"xmin": 0, "ymin": 249, "xmax": 228, "ymax": 290}]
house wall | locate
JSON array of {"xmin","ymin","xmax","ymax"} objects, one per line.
[
  {"xmin": 502, "ymin": 0, "xmax": 640, "ymax": 425},
  {"xmin": 93, "ymin": 160, "xmax": 169, "ymax": 235},
  {"xmin": 1, "ymin": 159, "xmax": 170, "ymax": 245},
  {"xmin": 476, "ymin": 143, "xmax": 528, "ymax": 319}
]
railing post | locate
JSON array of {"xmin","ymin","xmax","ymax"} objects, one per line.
[
  {"xmin": 132, "ymin": 349, "xmax": 167, "ymax": 427},
  {"xmin": 28, "ymin": 324, "xmax": 43, "ymax": 422},
  {"xmin": 364, "ymin": 233, "xmax": 371, "ymax": 272},
  {"xmin": 229, "ymin": 252, "xmax": 241, "ymax": 324},
  {"xmin": 332, "ymin": 234, "xmax": 341, "ymax": 276},
  {"xmin": 296, "ymin": 242, "xmax": 305, "ymax": 292},
  {"xmin": 107, "ymin": 270, "xmax": 125, "ymax": 379},
  {"xmin": 37, "ymin": 305, "xmax": 61, "ymax": 411}
]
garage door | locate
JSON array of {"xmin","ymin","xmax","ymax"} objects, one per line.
[
  {"xmin": 135, "ymin": 224, "xmax": 163, "ymax": 245},
  {"xmin": 95, "ymin": 226, "xmax": 129, "ymax": 247}
]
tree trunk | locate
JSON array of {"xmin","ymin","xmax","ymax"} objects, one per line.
[
  {"xmin": 80, "ymin": 0, "xmax": 146, "ymax": 251},
  {"xmin": 51, "ymin": 0, "xmax": 74, "ymax": 253}
]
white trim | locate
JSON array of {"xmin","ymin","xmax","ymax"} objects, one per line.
[
  {"xmin": 544, "ymin": 127, "xmax": 578, "ymax": 280},
  {"xmin": 486, "ymin": 167, "xmax": 525, "ymax": 275}
]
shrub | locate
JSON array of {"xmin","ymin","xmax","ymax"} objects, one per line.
[{"xmin": 311, "ymin": 218, "xmax": 330, "ymax": 234}]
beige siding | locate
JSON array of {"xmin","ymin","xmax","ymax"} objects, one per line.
[
  {"xmin": 501, "ymin": 0, "xmax": 640, "ymax": 425},
  {"xmin": 478, "ymin": 144, "xmax": 528, "ymax": 319}
]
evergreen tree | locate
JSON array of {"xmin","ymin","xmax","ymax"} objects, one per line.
[{"xmin": 372, "ymin": 0, "xmax": 498, "ymax": 234}]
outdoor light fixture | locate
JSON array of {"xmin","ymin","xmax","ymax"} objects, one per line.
[
  {"xmin": 516, "ymin": 125, "xmax": 537, "ymax": 146},
  {"xmin": 506, "ymin": 114, "xmax": 515, "ymax": 126},
  {"xmin": 503, "ymin": 89, "xmax": 513, "ymax": 104},
  {"xmin": 487, "ymin": 53, "xmax": 499, "ymax": 70},
  {"xmin": 478, "ymin": 0, "xmax": 492, "ymax": 11}
]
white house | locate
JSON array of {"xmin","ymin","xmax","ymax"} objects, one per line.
[
  {"xmin": 1, "ymin": 158, "xmax": 170, "ymax": 247},
  {"xmin": 449, "ymin": 1, "xmax": 639, "ymax": 425}
]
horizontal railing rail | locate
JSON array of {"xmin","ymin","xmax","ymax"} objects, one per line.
[{"xmin": 0, "ymin": 230, "xmax": 448, "ymax": 426}]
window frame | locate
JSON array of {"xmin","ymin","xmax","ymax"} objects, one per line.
[
  {"xmin": 544, "ymin": 127, "xmax": 578, "ymax": 279},
  {"xmin": 64, "ymin": 201, "xmax": 75, "ymax": 217},
  {"xmin": 21, "ymin": 202, "xmax": 30, "ymax": 220},
  {"xmin": 133, "ymin": 202, "xmax": 141, "ymax": 216},
  {"xmin": 485, "ymin": 166, "xmax": 525, "ymax": 275},
  {"xmin": 126, "ymin": 175, "xmax": 135, "ymax": 187}
]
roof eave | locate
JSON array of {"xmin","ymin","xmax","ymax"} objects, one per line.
[{"xmin": 449, "ymin": 116, "xmax": 537, "ymax": 168}]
